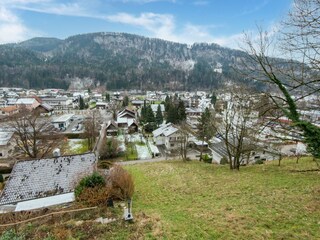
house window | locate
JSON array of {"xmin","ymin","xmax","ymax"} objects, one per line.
[
  {"xmin": 0, "ymin": 153, "xmax": 3, "ymax": 157},
  {"xmin": 170, "ymin": 144, "xmax": 174, "ymax": 147},
  {"xmin": 254, "ymin": 156, "xmax": 260, "ymax": 159},
  {"xmin": 252, "ymin": 152, "xmax": 255, "ymax": 156}
]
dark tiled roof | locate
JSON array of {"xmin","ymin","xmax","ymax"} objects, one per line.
[{"xmin": 0, "ymin": 153, "xmax": 96, "ymax": 205}]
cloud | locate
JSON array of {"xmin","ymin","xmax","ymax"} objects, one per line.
[
  {"xmin": 107, "ymin": 12, "xmax": 233, "ymax": 46},
  {"xmin": 0, "ymin": 6, "xmax": 31, "ymax": 43},
  {"xmin": 0, "ymin": 0, "xmax": 276, "ymax": 50},
  {"xmin": 106, "ymin": 12, "xmax": 178, "ymax": 42}
]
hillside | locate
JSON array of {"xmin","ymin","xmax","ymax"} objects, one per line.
[
  {"xmin": 0, "ymin": 32, "xmax": 250, "ymax": 90},
  {"xmin": 1, "ymin": 158, "xmax": 319, "ymax": 239}
]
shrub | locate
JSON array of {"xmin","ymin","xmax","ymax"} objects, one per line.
[
  {"xmin": 255, "ymin": 159, "xmax": 264, "ymax": 165},
  {"xmin": 202, "ymin": 154, "xmax": 212, "ymax": 163},
  {"xmin": 99, "ymin": 138, "xmax": 120, "ymax": 159},
  {"xmin": 0, "ymin": 167, "xmax": 12, "ymax": 174},
  {"xmin": 108, "ymin": 165, "xmax": 134, "ymax": 200},
  {"xmin": 220, "ymin": 157, "xmax": 228, "ymax": 165},
  {"xmin": 76, "ymin": 186, "xmax": 110, "ymax": 206},
  {"xmin": 75, "ymin": 172, "xmax": 106, "ymax": 197},
  {"xmin": 0, "ymin": 229, "xmax": 25, "ymax": 240}
]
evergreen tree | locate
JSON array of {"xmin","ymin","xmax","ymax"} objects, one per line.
[
  {"xmin": 79, "ymin": 96, "xmax": 85, "ymax": 110},
  {"xmin": 146, "ymin": 105, "xmax": 155, "ymax": 123},
  {"xmin": 164, "ymin": 95, "xmax": 171, "ymax": 111},
  {"xmin": 177, "ymin": 100, "xmax": 186, "ymax": 122},
  {"xmin": 197, "ymin": 107, "xmax": 215, "ymax": 160},
  {"xmin": 211, "ymin": 93, "xmax": 217, "ymax": 105},
  {"xmin": 140, "ymin": 100, "xmax": 147, "ymax": 123},
  {"xmin": 105, "ymin": 93, "xmax": 110, "ymax": 102},
  {"xmin": 166, "ymin": 103, "xmax": 178, "ymax": 124},
  {"xmin": 122, "ymin": 95, "xmax": 129, "ymax": 107},
  {"xmin": 155, "ymin": 104, "xmax": 163, "ymax": 126}
]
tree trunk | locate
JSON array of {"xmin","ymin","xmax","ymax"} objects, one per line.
[{"xmin": 199, "ymin": 139, "xmax": 204, "ymax": 161}]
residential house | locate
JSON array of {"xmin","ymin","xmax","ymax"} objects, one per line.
[
  {"xmin": 41, "ymin": 97, "xmax": 72, "ymax": 110},
  {"xmin": 96, "ymin": 102, "xmax": 108, "ymax": 110},
  {"xmin": 211, "ymin": 141, "xmax": 281, "ymax": 164},
  {"xmin": 0, "ymin": 99, "xmax": 6, "ymax": 108},
  {"xmin": 0, "ymin": 153, "xmax": 96, "ymax": 212},
  {"xmin": 16, "ymin": 98, "xmax": 40, "ymax": 110},
  {"xmin": 152, "ymin": 123, "xmax": 181, "ymax": 151},
  {"xmin": 116, "ymin": 108, "xmax": 138, "ymax": 132},
  {"xmin": 51, "ymin": 114, "xmax": 74, "ymax": 130},
  {"xmin": 106, "ymin": 120, "xmax": 119, "ymax": 136},
  {"xmin": 131, "ymin": 100, "xmax": 145, "ymax": 108},
  {"xmin": 0, "ymin": 106, "xmax": 19, "ymax": 118},
  {"xmin": 151, "ymin": 104, "xmax": 165, "ymax": 115},
  {"xmin": 35, "ymin": 103, "xmax": 54, "ymax": 116},
  {"xmin": 186, "ymin": 107, "xmax": 203, "ymax": 118},
  {"xmin": 152, "ymin": 123, "xmax": 172, "ymax": 145},
  {"xmin": 0, "ymin": 131, "xmax": 14, "ymax": 159}
]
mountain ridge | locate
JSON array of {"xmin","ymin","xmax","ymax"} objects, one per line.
[{"xmin": 0, "ymin": 32, "xmax": 249, "ymax": 90}]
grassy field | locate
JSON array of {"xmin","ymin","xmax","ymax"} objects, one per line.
[
  {"xmin": 1, "ymin": 157, "xmax": 319, "ymax": 239},
  {"xmin": 125, "ymin": 157, "xmax": 320, "ymax": 239}
]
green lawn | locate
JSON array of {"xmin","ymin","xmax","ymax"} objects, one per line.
[
  {"xmin": 125, "ymin": 157, "xmax": 320, "ymax": 239},
  {"xmin": 126, "ymin": 142, "xmax": 138, "ymax": 160}
]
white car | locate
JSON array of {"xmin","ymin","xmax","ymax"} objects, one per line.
[{"xmin": 72, "ymin": 127, "xmax": 78, "ymax": 132}]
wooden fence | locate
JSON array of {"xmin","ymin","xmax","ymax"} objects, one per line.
[{"xmin": 0, "ymin": 206, "xmax": 98, "ymax": 232}]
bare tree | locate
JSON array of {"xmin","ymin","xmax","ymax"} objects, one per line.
[
  {"xmin": 6, "ymin": 107, "xmax": 63, "ymax": 159},
  {"xmin": 213, "ymin": 86, "xmax": 261, "ymax": 170},
  {"xmin": 110, "ymin": 101, "xmax": 121, "ymax": 121},
  {"xmin": 178, "ymin": 122, "xmax": 190, "ymax": 161},
  {"xmin": 83, "ymin": 109, "xmax": 101, "ymax": 151},
  {"xmin": 241, "ymin": 0, "xmax": 320, "ymax": 162}
]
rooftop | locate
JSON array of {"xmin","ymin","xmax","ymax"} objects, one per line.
[
  {"xmin": 16, "ymin": 98, "xmax": 37, "ymax": 105},
  {"xmin": 0, "ymin": 153, "xmax": 96, "ymax": 205},
  {"xmin": 52, "ymin": 114, "xmax": 74, "ymax": 123},
  {"xmin": 0, "ymin": 132, "xmax": 14, "ymax": 146}
]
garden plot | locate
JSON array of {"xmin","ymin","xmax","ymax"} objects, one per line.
[
  {"xmin": 127, "ymin": 133, "xmax": 152, "ymax": 159},
  {"xmin": 135, "ymin": 144, "xmax": 152, "ymax": 160},
  {"xmin": 68, "ymin": 139, "xmax": 83, "ymax": 151}
]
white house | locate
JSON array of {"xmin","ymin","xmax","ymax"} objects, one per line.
[
  {"xmin": 152, "ymin": 123, "xmax": 181, "ymax": 151},
  {"xmin": 151, "ymin": 104, "xmax": 165, "ymax": 115},
  {"xmin": 0, "ymin": 131, "xmax": 14, "ymax": 159},
  {"xmin": 51, "ymin": 114, "xmax": 74, "ymax": 130},
  {"xmin": 41, "ymin": 97, "xmax": 72, "ymax": 110}
]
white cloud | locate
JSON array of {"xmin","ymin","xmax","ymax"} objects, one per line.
[
  {"xmin": 106, "ymin": 12, "xmax": 239, "ymax": 47},
  {"xmin": 0, "ymin": 6, "xmax": 31, "ymax": 43},
  {"xmin": 106, "ymin": 12, "xmax": 178, "ymax": 42}
]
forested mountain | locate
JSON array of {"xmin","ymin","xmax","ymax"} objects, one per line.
[{"xmin": 0, "ymin": 32, "xmax": 251, "ymax": 90}]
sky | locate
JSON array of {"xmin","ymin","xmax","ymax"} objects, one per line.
[{"xmin": 0, "ymin": 0, "xmax": 293, "ymax": 49}]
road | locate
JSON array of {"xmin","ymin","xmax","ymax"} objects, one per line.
[{"xmin": 117, "ymin": 152, "xmax": 200, "ymax": 165}]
